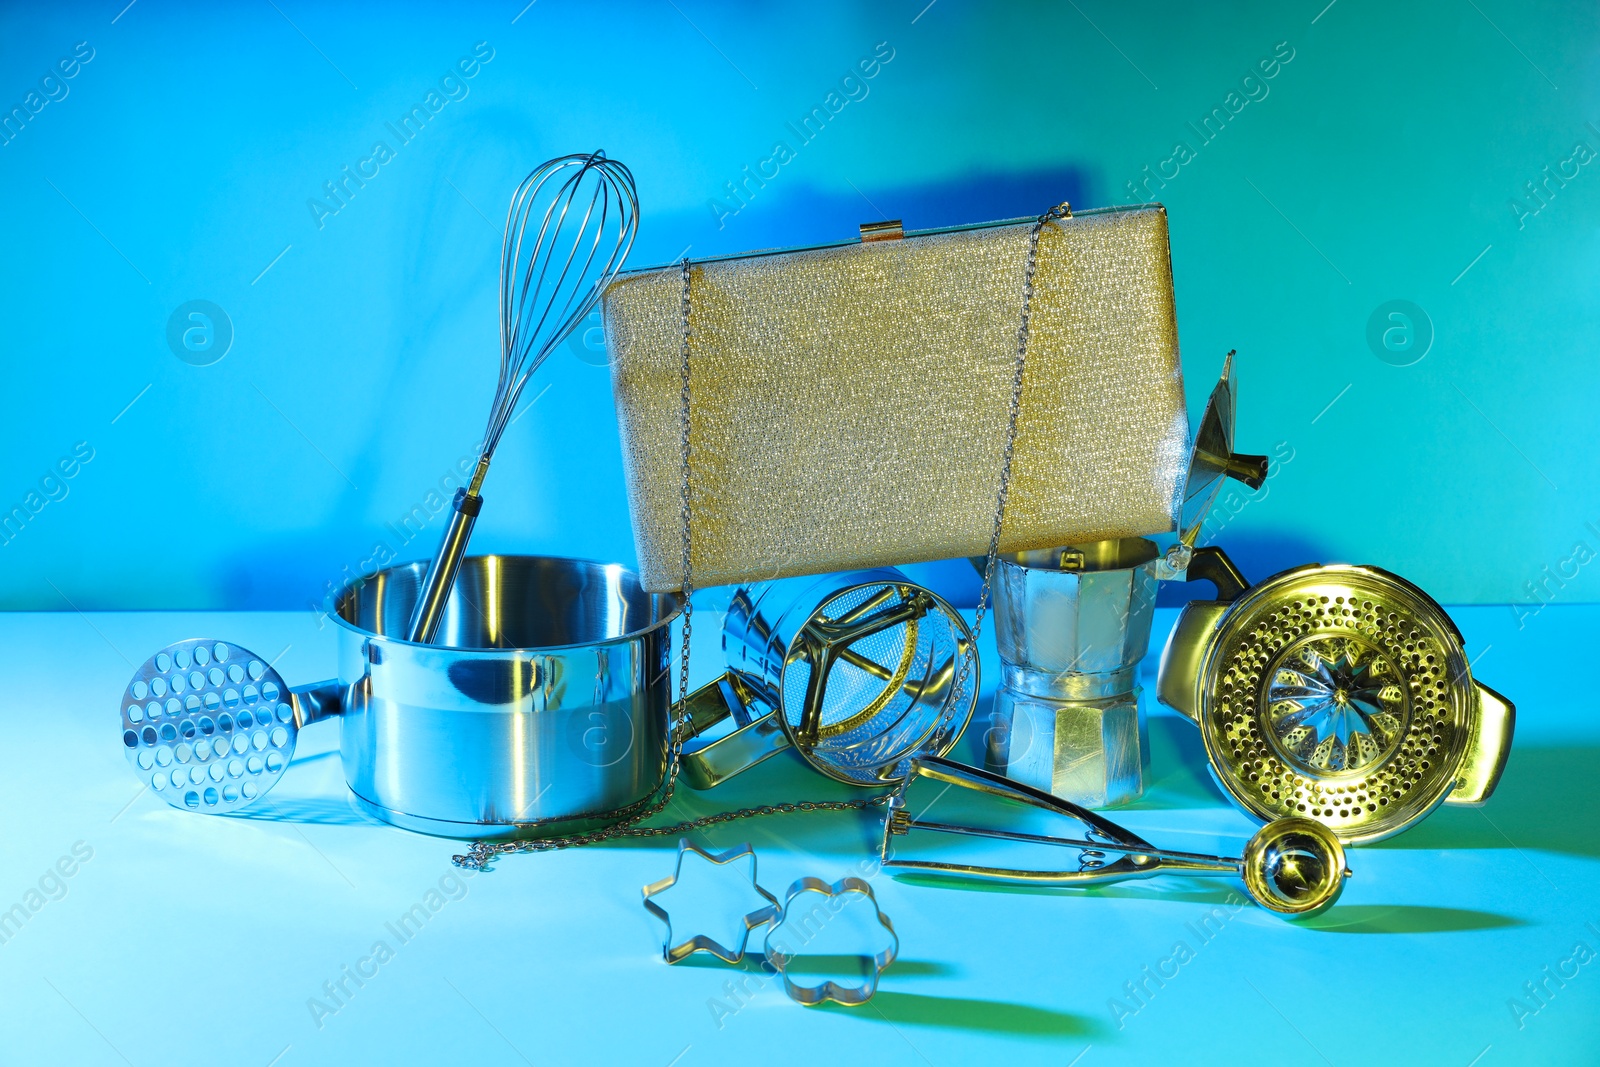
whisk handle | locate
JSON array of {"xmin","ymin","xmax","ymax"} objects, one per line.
[{"xmin": 404, "ymin": 488, "xmax": 483, "ymax": 644}]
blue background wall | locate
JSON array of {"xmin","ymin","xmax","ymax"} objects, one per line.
[{"xmin": 1, "ymin": 0, "xmax": 1595, "ymax": 616}]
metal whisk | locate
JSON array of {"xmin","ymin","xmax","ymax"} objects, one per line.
[{"xmin": 407, "ymin": 151, "xmax": 639, "ymax": 644}]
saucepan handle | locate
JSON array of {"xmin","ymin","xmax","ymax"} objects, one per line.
[{"xmin": 290, "ymin": 680, "xmax": 343, "ymax": 728}]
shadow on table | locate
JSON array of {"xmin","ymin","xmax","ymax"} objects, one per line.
[
  {"xmin": 817, "ymin": 991, "xmax": 1105, "ymax": 1038},
  {"xmin": 886, "ymin": 871, "xmax": 1250, "ymax": 909},
  {"xmin": 224, "ymin": 794, "xmax": 372, "ymax": 827},
  {"xmin": 886, "ymin": 877, "xmax": 1524, "ymax": 932},
  {"xmin": 1298, "ymin": 904, "xmax": 1525, "ymax": 934},
  {"xmin": 1121, "ymin": 713, "xmax": 1229, "ymax": 810},
  {"xmin": 681, "ymin": 953, "xmax": 1101, "ymax": 1037},
  {"xmin": 1369, "ymin": 746, "xmax": 1595, "ymax": 858},
  {"xmin": 677, "ymin": 956, "xmax": 952, "ymax": 979}
]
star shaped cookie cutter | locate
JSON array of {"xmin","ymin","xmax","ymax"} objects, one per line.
[
  {"xmin": 641, "ymin": 839, "xmax": 782, "ymax": 964},
  {"xmin": 763, "ymin": 876, "xmax": 899, "ymax": 1007}
]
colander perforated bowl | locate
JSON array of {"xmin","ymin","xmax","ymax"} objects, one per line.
[{"xmin": 1196, "ymin": 563, "xmax": 1475, "ymax": 844}]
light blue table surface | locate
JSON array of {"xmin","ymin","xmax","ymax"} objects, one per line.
[{"xmin": 1, "ymin": 603, "xmax": 1594, "ymax": 1066}]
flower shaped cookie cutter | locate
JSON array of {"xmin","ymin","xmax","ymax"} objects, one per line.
[
  {"xmin": 763, "ymin": 876, "xmax": 899, "ymax": 1007},
  {"xmin": 641, "ymin": 839, "xmax": 781, "ymax": 964}
]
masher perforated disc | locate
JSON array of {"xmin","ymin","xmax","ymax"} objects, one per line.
[
  {"xmin": 1195, "ymin": 564, "xmax": 1475, "ymax": 844},
  {"xmin": 778, "ymin": 581, "xmax": 975, "ymax": 786},
  {"xmin": 120, "ymin": 639, "xmax": 298, "ymax": 813}
]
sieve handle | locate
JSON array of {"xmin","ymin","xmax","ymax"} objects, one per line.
[
  {"xmin": 405, "ymin": 488, "xmax": 482, "ymax": 644},
  {"xmin": 677, "ymin": 672, "xmax": 790, "ymax": 789}
]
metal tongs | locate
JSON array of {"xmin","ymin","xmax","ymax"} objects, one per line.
[{"xmin": 881, "ymin": 757, "xmax": 1350, "ymax": 917}]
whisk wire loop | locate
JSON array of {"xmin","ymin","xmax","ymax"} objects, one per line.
[
  {"xmin": 485, "ymin": 152, "xmax": 636, "ymax": 457},
  {"xmin": 406, "ymin": 149, "xmax": 638, "ymax": 645}
]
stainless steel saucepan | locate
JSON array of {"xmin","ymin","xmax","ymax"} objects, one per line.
[{"xmin": 117, "ymin": 556, "xmax": 681, "ymax": 839}]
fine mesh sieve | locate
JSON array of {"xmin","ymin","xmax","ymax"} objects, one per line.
[{"xmin": 701, "ymin": 571, "xmax": 976, "ymax": 788}]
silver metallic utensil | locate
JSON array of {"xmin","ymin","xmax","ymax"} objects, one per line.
[
  {"xmin": 986, "ymin": 538, "xmax": 1160, "ymax": 807},
  {"xmin": 883, "ymin": 757, "xmax": 1350, "ymax": 917},
  {"xmin": 119, "ymin": 556, "xmax": 679, "ymax": 837},
  {"xmin": 406, "ymin": 152, "xmax": 639, "ymax": 643},
  {"xmin": 641, "ymin": 839, "xmax": 780, "ymax": 965},
  {"xmin": 983, "ymin": 353, "xmax": 1269, "ymax": 808},
  {"xmin": 119, "ymin": 639, "xmax": 337, "ymax": 813}
]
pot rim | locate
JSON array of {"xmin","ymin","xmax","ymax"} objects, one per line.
[{"xmin": 329, "ymin": 554, "xmax": 685, "ymax": 654}]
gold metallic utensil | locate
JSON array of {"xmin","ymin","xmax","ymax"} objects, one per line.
[
  {"xmin": 1158, "ymin": 547, "xmax": 1514, "ymax": 844},
  {"xmin": 679, "ymin": 569, "xmax": 978, "ymax": 788},
  {"xmin": 882, "ymin": 757, "xmax": 1349, "ymax": 917}
]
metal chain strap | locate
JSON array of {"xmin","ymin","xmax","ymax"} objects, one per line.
[
  {"xmin": 458, "ymin": 796, "xmax": 897, "ymax": 863},
  {"xmin": 924, "ymin": 201, "xmax": 1071, "ymax": 759},
  {"xmin": 675, "ymin": 256, "xmax": 695, "ymax": 736},
  {"xmin": 453, "ymin": 259, "xmax": 886, "ymax": 871},
  {"xmin": 454, "ymin": 207, "xmax": 1067, "ymax": 870}
]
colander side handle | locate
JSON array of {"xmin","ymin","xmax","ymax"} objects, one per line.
[
  {"xmin": 1156, "ymin": 601, "xmax": 1231, "ymax": 724},
  {"xmin": 1155, "ymin": 546, "xmax": 1251, "ymax": 724},
  {"xmin": 1446, "ymin": 681, "xmax": 1515, "ymax": 805}
]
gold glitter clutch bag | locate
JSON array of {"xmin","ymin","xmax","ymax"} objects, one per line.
[{"xmin": 603, "ymin": 205, "xmax": 1189, "ymax": 593}]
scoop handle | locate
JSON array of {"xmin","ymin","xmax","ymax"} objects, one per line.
[{"xmin": 405, "ymin": 487, "xmax": 482, "ymax": 643}]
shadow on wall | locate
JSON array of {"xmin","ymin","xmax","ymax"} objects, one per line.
[
  {"xmin": 668, "ymin": 164, "xmax": 1098, "ymax": 263},
  {"xmin": 211, "ymin": 164, "xmax": 1101, "ymax": 611}
]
